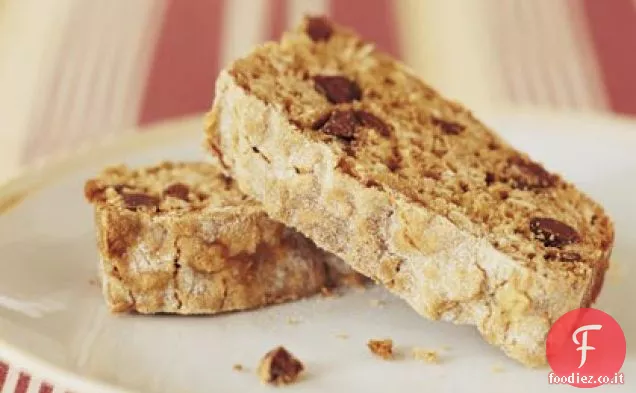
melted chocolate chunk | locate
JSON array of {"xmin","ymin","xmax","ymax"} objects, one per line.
[
  {"xmin": 163, "ymin": 183, "xmax": 190, "ymax": 201},
  {"xmin": 313, "ymin": 75, "xmax": 361, "ymax": 104},
  {"xmin": 431, "ymin": 117, "xmax": 465, "ymax": 135},
  {"xmin": 122, "ymin": 193, "xmax": 160, "ymax": 210},
  {"xmin": 355, "ymin": 110, "xmax": 391, "ymax": 137},
  {"xmin": 508, "ymin": 156, "xmax": 557, "ymax": 189},
  {"xmin": 322, "ymin": 110, "xmax": 358, "ymax": 139},
  {"xmin": 530, "ymin": 217, "xmax": 580, "ymax": 247},
  {"xmin": 306, "ymin": 16, "xmax": 333, "ymax": 41}
]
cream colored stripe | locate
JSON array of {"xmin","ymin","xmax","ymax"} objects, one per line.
[
  {"xmin": 514, "ymin": 0, "xmax": 553, "ymax": 107},
  {"xmin": 288, "ymin": 0, "xmax": 328, "ymax": 26},
  {"xmin": 33, "ymin": 0, "xmax": 94, "ymax": 157},
  {"xmin": 567, "ymin": 0, "xmax": 609, "ymax": 110},
  {"xmin": 532, "ymin": 0, "xmax": 575, "ymax": 109},
  {"xmin": 220, "ymin": 0, "xmax": 268, "ymax": 66},
  {"xmin": 25, "ymin": 376, "xmax": 41, "ymax": 393},
  {"xmin": 0, "ymin": 0, "xmax": 75, "ymax": 183},
  {"xmin": 0, "ymin": 365, "xmax": 19, "ymax": 393},
  {"xmin": 62, "ymin": 1, "xmax": 111, "ymax": 147},
  {"xmin": 68, "ymin": 0, "xmax": 166, "ymax": 144},
  {"xmin": 397, "ymin": 0, "xmax": 505, "ymax": 114},
  {"xmin": 112, "ymin": 0, "xmax": 167, "ymax": 133},
  {"xmin": 526, "ymin": 0, "xmax": 607, "ymax": 111},
  {"xmin": 27, "ymin": 0, "xmax": 164, "ymax": 161}
]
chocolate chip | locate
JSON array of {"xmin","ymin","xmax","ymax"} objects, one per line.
[
  {"xmin": 163, "ymin": 183, "xmax": 190, "ymax": 201},
  {"xmin": 258, "ymin": 347, "xmax": 304, "ymax": 385},
  {"xmin": 355, "ymin": 110, "xmax": 390, "ymax": 137},
  {"xmin": 122, "ymin": 193, "xmax": 160, "ymax": 210},
  {"xmin": 508, "ymin": 156, "xmax": 556, "ymax": 189},
  {"xmin": 306, "ymin": 16, "xmax": 333, "ymax": 42},
  {"xmin": 431, "ymin": 117, "xmax": 465, "ymax": 135},
  {"xmin": 311, "ymin": 112, "xmax": 332, "ymax": 130},
  {"xmin": 313, "ymin": 75, "xmax": 361, "ymax": 104},
  {"xmin": 530, "ymin": 217, "xmax": 580, "ymax": 247},
  {"xmin": 322, "ymin": 110, "xmax": 358, "ymax": 139},
  {"xmin": 485, "ymin": 172, "xmax": 495, "ymax": 186}
]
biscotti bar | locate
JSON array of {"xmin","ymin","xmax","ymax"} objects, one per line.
[
  {"xmin": 206, "ymin": 16, "xmax": 614, "ymax": 366},
  {"xmin": 85, "ymin": 161, "xmax": 365, "ymax": 314}
]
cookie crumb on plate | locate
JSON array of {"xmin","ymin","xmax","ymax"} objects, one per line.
[
  {"xmin": 367, "ymin": 339, "xmax": 394, "ymax": 360},
  {"xmin": 412, "ymin": 348, "xmax": 439, "ymax": 364},
  {"xmin": 286, "ymin": 316, "xmax": 302, "ymax": 325},
  {"xmin": 233, "ymin": 364, "xmax": 244, "ymax": 372},
  {"xmin": 369, "ymin": 299, "xmax": 386, "ymax": 307},
  {"xmin": 257, "ymin": 346, "xmax": 304, "ymax": 385},
  {"xmin": 491, "ymin": 364, "xmax": 505, "ymax": 373},
  {"xmin": 335, "ymin": 333, "xmax": 349, "ymax": 339}
]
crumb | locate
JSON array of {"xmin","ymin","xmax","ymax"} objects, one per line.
[
  {"xmin": 491, "ymin": 364, "xmax": 505, "ymax": 373},
  {"xmin": 233, "ymin": 364, "xmax": 244, "ymax": 371},
  {"xmin": 412, "ymin": 348, "xmax": 439, "ymax": 364},
  {"xmin": 88, "ymin": 278, "xmax": 99, "ymax": 286},
  {"xmin": 320, "ymin": 286, "xmax": 337, "ymax": 297},
  {"xmin": 367, "ymin": 339, "xmax": 394, "ymax": 360},
  {"xmin": 369, "ymin": 299, "xmax": 386, "ymax": 308},
  {"xmin": 258, "ymin": 346, "xmax": 304, "ymax": 385},
  {"xmin": 286, "ymin": 316, "xmax": 301, "ymax": 325},
  {"xmin": 335, "ymin": 333, "xmax": 349, "ymax": 339}
]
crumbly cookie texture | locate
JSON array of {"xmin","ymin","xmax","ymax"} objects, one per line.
[
  {"xmin": 205, "ymin": 16, "xmax": 614, "ymax": 366},
  {"xmin": 257, "ymin": 346, "xmax": 304, "ymax": 385},
  {"xmin": 84, "ymin": 161, "xmax": 365, "ymax": 314}
]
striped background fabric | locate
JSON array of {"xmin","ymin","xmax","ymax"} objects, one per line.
[{"xmin": 0, "ymin": 0, "xmax": 635, "ymax": 391}]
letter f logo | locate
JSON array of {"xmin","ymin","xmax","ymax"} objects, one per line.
[{"xmin": 572, "ymin": 324, "xmax": 602, "ymax": 368}]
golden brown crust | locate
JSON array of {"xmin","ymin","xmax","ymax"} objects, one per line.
[
  {"xmin": 205, "ymin": 17, "xmax": 614, "ymax": 366},
  {"xmin": 86, "ymin": 161, "xmax": 365, "ymax": 314}
]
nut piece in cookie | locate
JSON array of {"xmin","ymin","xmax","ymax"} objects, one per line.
[
  {"xmin": 257, "ymin": 346, "xmax": 304, "ymax": 385},
  {"xmin": 367, "ymin": 339, "xmax": 394, "ymax": 360}
]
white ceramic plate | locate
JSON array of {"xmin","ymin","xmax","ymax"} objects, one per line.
[{"xmin": 0, "ymin": 113, "xmax": 634, "ymax": 393}]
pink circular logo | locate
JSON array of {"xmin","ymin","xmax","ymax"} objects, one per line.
[{"xmin": 546, "ymin": 308, "xmax": 626, "ymax": 388}]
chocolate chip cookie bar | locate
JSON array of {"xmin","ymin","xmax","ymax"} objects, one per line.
[
  {"xmin": 205, "ymin": 16, "xmax": 614, "ymax": 365},
  {"xmin": 85, "ymin": 161, "xmax": 364, "ymax": 314}
]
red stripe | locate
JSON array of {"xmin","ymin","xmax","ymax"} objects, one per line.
[
  {"xmin": 582, "ymin": 0, "xmax": 636, "ymax": 115},
  {"xmin": 0, "ymin": 361, "xmax": 7, "ymax": 388},
  {"xmin": 39, "ymin": 382, "xmax": 54, "ymax": 393},
  {"xmin": 330, "ymin": 0, "xmax": 400, "ymax": 58},
  {"xmin": 138, "ymin": 0, "xmax": 225, "ymax": 125},
  {"xmin": 15, "ymin": 372, "xmax": 30, "ymax": 393},
  {"xmin": 267, "ymin": 0, "xmax": 288, "ymax": 41}
]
